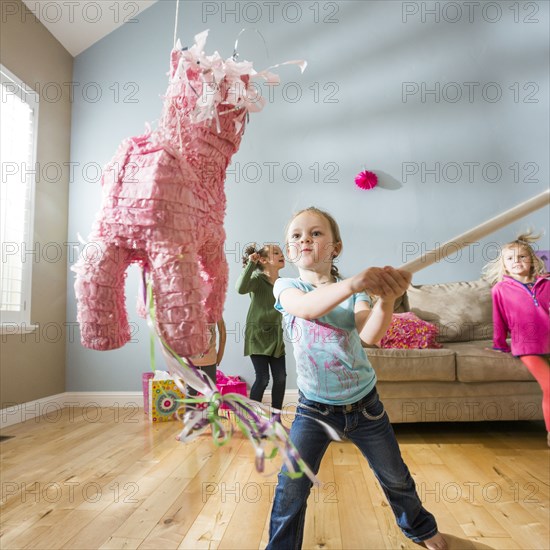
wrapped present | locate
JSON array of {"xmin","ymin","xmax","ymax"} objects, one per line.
[
  {"xmin": 216, "ymin": 371, "xmax": 248, "ymax": 410},
  {"xmin": 148, "ymin": 371, "xmax": 185, "ymax": 422}
]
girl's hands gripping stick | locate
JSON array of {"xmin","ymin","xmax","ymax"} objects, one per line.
[{"xmin": 351, "ymin": 266, "xmax": 412, "ymax": 302}]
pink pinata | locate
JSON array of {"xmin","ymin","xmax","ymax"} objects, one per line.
[
  {"xmin": 355, "ymin": 170, "xmax": 378, "ymax": 190},
  {"xmin": 73, "ymin": 30, "xmax": 305, "ymax": 357}
]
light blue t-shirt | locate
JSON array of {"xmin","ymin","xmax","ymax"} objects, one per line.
[{"xmin": 273, "ymin": 278, "xmax": 377, "ymax": 405}]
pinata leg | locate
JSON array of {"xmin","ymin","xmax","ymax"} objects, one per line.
[
  {"xmin": 75, "ymin": 242, "xmax": 133, "ymax": 350},
  {"xmin": 148, "ymin": 247, "xmax": 208, "ymax": 357},
  {"xmin": 198, "ymin": 234, "xmax": 228, "ymax": 324}
]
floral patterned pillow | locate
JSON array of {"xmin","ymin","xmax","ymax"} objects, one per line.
[{"xmin": 380, "ymin": 312, "xmax": 441, "ymax": 349}]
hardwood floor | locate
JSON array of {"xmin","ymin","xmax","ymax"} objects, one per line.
[{"xmin": 1, "ymin": 408, "xmax": 548, "ymax": 549}]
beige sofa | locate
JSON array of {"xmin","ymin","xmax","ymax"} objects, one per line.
[{"xmin": 366, "ymin": 279, "xmax": 543, "ymax": 423}]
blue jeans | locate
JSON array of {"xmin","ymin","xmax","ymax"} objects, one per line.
[{"xmin": 267, "ymin": 387, "xmax": 438, "ymax": 549}]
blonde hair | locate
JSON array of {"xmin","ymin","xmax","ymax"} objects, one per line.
[
  {"xmin": 285, "ymin": 206, "xmax": 343, "ymax": 279},
  {"xmin": 482, "ymin": 230, "xmax": 546, "ymax": 284}
]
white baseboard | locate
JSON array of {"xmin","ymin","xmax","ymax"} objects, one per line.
[
  {"xmin": 0, "ymin": 392, "xmax": 143, "ymax": 429},
  {"xmin": 63, "ymin": 391, "xmax": 144, "ymax": 408},
  {"xmin": 0, "ymin": 390, "xmax": 300, "ymax": 429},
  {"xmin": 1, "ymin": 393, "xmax": 67, "ymax": 429}
]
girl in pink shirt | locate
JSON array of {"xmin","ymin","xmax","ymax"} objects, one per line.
[{"xmin": 484, "ymin": 232, "xmax": 550, "ymax": 445}]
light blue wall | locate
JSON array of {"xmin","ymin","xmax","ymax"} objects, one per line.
[{"xmin": 67, "ymin": 0, "xmax": 549, "ymax": 392}]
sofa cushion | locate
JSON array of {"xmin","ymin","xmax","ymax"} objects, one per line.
[
  {"xmin": 447, "ymin": 340, "xmax": 534, "ymax": 382},
  {"xmin": 407, "ymin": 279, "xmax": 493, "ymax": 343},
  {"xmin": 380, "ymin": 312, "xmax": 441, "ymax": 349},
  {"xmin": 366, "ymin": 347, "xmax": 456, "ymax": 382}
]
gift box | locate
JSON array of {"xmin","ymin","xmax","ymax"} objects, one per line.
[
  {"xmin": 219, "ymin": 381, "xmax": 248, "ymax": 410},
  {"xmin": 216, "ymin": 371, "xmax": 248, "ymax": 410},
  {"xmin": 147, "ymin": 372, "xmax": 186, "ymax": 422}
]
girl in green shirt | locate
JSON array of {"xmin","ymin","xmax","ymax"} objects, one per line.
[{"xmin": 236, "ymin": 244, "xmax": 286, "ymax": 411}]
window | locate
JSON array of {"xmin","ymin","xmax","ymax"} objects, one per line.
[{"xmin": 0, "ymin": 65, "xmax": 39, "ymax": 326}]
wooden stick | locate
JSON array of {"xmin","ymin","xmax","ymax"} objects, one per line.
[{"xmin": 399, "ymin": 189, "xmax": 550, "ymax": 274}]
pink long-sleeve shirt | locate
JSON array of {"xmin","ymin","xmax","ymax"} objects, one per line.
[{"xmin": 492, "ymin": 274, "xmax": 550, "ymax": 356}]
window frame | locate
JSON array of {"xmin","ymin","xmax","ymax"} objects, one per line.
[{"xmin": 0, "ymin": 64, "xmax": 39, "ymax": 329}]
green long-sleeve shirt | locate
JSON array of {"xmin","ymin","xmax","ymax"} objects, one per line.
[{"xmin": 235, "ymin": 261, "xmax": 285, "ymax": 357}]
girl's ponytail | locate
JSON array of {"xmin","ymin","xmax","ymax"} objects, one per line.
[{"xmin": 242, "ymin": 244, "xmax": 269, "ymax": 269}]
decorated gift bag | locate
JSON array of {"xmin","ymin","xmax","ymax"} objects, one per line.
[
  {"xmin": 148, "ymin": 371, "xmax": 186, "ymax": 422},
  {"xmin": 142, "ymin": 372, "xmax": 155, "ymax": 410}
]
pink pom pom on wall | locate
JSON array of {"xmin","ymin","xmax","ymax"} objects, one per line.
[{"xmin": 355, "ymin": 170, "xmax": 378, "ymax": 190}]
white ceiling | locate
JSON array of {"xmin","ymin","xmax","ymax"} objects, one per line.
[{"xmin": 22, "ymin": 0, "xmax": 159, "ymax": 56}]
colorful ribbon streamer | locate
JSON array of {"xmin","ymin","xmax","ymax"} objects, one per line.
[{"xmin": 145, "ymin": 277, "xmax": 319, "ymax": 483}]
